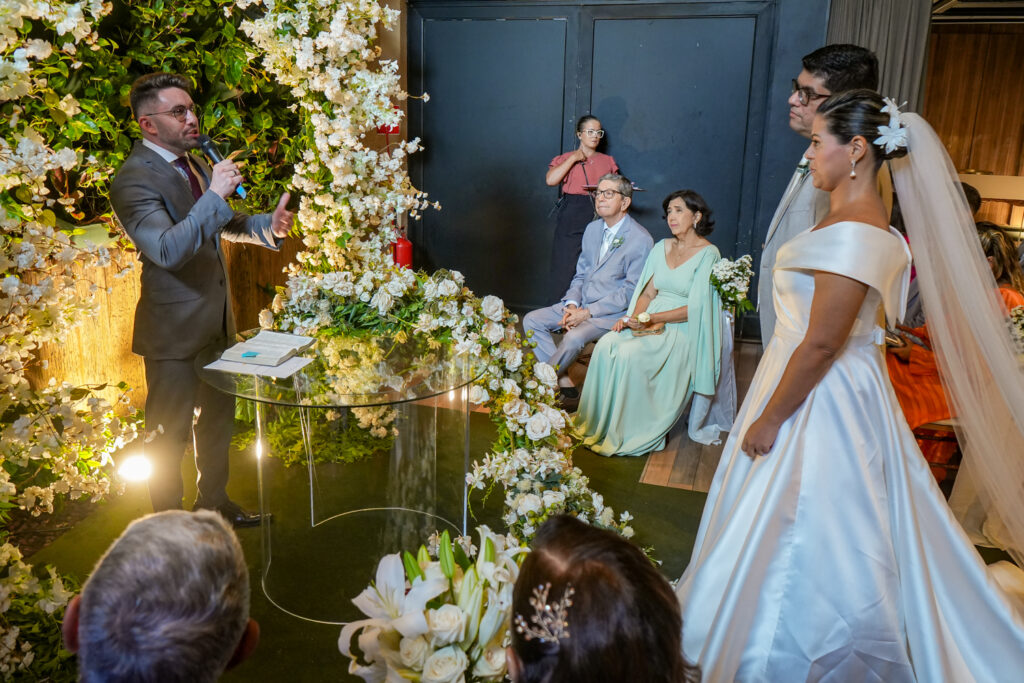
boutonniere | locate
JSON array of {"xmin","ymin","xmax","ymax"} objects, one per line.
[
  {"xmin": 611, "ymin": 236, "xmax": 625, "ymax": 250},
  {"xmin": 796, "ymin": 158, "xmax": 810, "ymax": 177}
]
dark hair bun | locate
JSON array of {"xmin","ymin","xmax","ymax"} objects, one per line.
[{"xmin": 817, "ymin": 89, "xmax": 908, "ymax": 164}]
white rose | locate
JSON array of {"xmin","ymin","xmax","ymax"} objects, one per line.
[
  {"xmin": 482, "ymin": 321, "xmax": 504, "ymax": 345},
  {"xmin": 503, "ymin": 399, "xmax": 530, "ymax": 424},
  {"xmin": 533, "ymin": 362, "xmax": 558, "ymax": 388},
  {"xmin": 438, "ymin": 279, "xmax": 460, "ymax": 297},
  {"xmin": 537, "ymin": 404, "xmax": 565, "ymax": 431},
  {"xmin": 500, "ymin": 378, "xmax": 521, "ymax": 397},
  {"xmin": 472, "ymin": 646, "xmax": 507, "ymax": 679},
  {"xmin": 400, "ymin": 636, "xmax": 431, "ymax": 670},
  {"xmin": 370, "ymin": 288, "xmax": 393, "ymax": 315},
  {"xmin": 541, "ymin": 489, "xmax": 566, "ymax": 509},
  {"xmin": 516, "ymin": 493, "xmax": 543, "ymax": 516},
  {"xmin": 525, "ymin": 412, "xmax": 552, "ymax": 441},
  {"xmin": 258, "ymin": 309, "xmax": 275, "ymax": 329},
  {"xmin": 421, "ymin": 645, "xmax": 469, "ymax": 683},
  {"xmin": 427, "ymin": 604, "xmax": 467, "ymax": 646},
  {"xmin": 468, "ymin": 385, "xmax": 490, "ymax": 405},
  {"xmin": 505, "ymin": 348, "xmax": 523, "ymax": 372},
  {"xmin": 480, "ymin": 295, "xmax": 505, "ymax": 322}
]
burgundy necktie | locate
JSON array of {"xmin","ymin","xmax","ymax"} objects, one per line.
[{"xmin": 172, "ymin": 156, "xmax": 203, "ymax": 201}]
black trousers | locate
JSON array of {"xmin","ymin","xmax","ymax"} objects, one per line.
[
  {"xmin": 548, "ymin": 193, "xmax": 595, "ymax": 303},
  {"xmin": 143, "ymin": 354, "xmax": 235, "ymax": 511}
]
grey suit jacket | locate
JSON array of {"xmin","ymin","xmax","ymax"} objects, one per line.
[
  {"xmin": 110, "ymin": 141, "xmax": 280, "ymax": 360},
  {"xmin": 562, "ymin": 214, "xmax": 654, "ymax": 330},
  {"xmin": 757, "ymin": 162, "xmax": 829, "ymax": 342}
]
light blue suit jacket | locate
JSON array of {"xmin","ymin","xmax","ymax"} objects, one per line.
[{"xmin": 562, "ymin": 214, "xmax": 654, "ymax": 330}]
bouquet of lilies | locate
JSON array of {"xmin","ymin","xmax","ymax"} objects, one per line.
[
  {"xmin": 710, "ymin": 254, "xmax": 755, "ymax": 313},
  {"xmin": 340, "ymin": 527, "xmax": 527, "ymax": 683}
]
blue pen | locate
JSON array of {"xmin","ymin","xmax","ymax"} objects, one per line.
[{"xmin": 241, "ymin": 351, "xmax": 258, "ymax": 358}]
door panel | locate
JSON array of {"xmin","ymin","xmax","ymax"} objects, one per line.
[
  {"xmin": 409, "ymin": 17, "xmax": 569, "ymax": 308},
  {"xmin": 590, "ymin": 15, "xmax": 758, "ymax": 249}
]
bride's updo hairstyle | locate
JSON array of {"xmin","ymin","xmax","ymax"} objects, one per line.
[
  {"xmin": 510, "ymin": 515, "xmax": 699, "ymax": 683},
  {"xmin": 816, "ymin": 89, "xmax": 909, "ymax": 170}
]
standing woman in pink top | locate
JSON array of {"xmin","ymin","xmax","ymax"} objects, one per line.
[{"xmin": 545, "ymin": 115, "xmax": 619, "ymax": 302}]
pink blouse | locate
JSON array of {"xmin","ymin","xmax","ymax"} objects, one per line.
[{"xmin": 549, "ymin": 151, "xmax": 618, "ymax": 196}]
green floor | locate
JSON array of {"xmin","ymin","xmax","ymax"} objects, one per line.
[{"xmin": 29, "ymin": 412, "xmax": 707, "ymax": 682}]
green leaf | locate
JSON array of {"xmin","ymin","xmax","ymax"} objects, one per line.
[
  {"xmin": 403, "ymin": 551, "xmax": 424, "ymax": 583},
  {"xmin": 439, "ymin": 530, "xmax": 455, "ymax": 578},
  {"xmin": 226, "ymin": 59, "xmax": 243, "ymax": 85}
]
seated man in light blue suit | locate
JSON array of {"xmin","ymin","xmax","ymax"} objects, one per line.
[{"xmin": 524, "ymin": 173, "xmax": 653, "ymax": 401}]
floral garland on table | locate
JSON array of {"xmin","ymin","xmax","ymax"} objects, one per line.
[
  {"xmin": 1, "ymin": 1, "xmax": 143, "ymax": 677},
  {"xmin": 710, "ymin": 254, "xmax": 754, "ymax": 314},
  {"xmin": 240, "ymin": 0, "xmax": 633, "ymax": 541}
]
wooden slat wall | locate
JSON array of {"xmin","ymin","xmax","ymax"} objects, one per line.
[
  {"xmin": 30, "ymin": 255, "xmax": 148, "ymax": 406},
  {"xmin": 923, "ymin": 24, "xmax": 1024, "ymax": 224}
]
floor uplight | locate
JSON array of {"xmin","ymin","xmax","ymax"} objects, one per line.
[{"xmin": 118, "ymin": 454, "xmax": 152, "ymax": 482}]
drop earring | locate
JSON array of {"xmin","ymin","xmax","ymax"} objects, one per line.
[{"xmin": 850, "ymin": 159, "xmax": 857, "ymax": 179}]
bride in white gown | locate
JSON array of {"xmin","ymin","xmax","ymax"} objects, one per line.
[{"xmin": 676, "ymin": 90, "xmax": 1024, "ymax": 682}]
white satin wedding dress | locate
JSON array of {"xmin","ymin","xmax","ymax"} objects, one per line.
[{"xmin": 676, "ymin": 222, "xmax": 1024, "ymax": 682}]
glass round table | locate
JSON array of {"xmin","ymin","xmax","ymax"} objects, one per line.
[{"xmin": 196, "ymin": 332, "xmax": 482, "ymax": 624}]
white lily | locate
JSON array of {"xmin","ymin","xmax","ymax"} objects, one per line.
[{"xmin": 351, "ymin": 553, "xmax": 448, "ymax": 638}]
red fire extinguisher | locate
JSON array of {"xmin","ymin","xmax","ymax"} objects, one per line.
[{"xmin": 393, "ymin": 231, "xmax": 412, "ymax": 269}]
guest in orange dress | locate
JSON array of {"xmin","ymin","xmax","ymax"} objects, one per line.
[{"xmin": 887, "ymin": 224, "xmax": 1024, "ymax": 482}]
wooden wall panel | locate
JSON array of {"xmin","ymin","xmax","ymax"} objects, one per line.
[
  {"xmin": 30, "ymin": 255, "xmax": 148, "ymax": 407},
  {"xmin": 922, "ymin": 26, "xmax": 989, "ymax": 170},
  {"xmin": 923, "ymin": 25, "xmax": 1024, "ymax": 227}
]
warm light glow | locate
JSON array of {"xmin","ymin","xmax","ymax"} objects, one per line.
[
  {"xmin": 118, "ymin": 455, "xmax": 152, "ymax": 482},
  {"xmin": 255, "ymin": 438, "xmax": 263, "ymax": 460},
  {"xmin": 448, "ymin": 389, "xmax": 456, "ymax": 401}
]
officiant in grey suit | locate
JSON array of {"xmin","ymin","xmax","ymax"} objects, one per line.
[
  {"xmin": 110, "ymin": 73, "xmax": 294, "ymax": 525},
  {"xmin": 524, "ymin": 173, "xmax": 653, "ymax": 404},
  {"xmin": 757, "ymin": 45, "xmax": 878, "ymax": 344}
]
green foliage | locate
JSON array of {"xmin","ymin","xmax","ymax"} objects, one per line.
[
  {"xmin": 3, "ymin": 0, "xmax": 302, "ymax": 226},
  {"xmin": 233, "ymin": 409, "xmax": 394, "ymax": 468}
]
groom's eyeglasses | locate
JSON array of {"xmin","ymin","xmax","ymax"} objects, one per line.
[
  {"xmin": 141, "ymin": 104, "xmax": 198, "ymax": 122},
  {"xmin": 791, "ymin": 79, "xmax": 830, "ymax": 106},
  {"xmin": 591, "ymin": 189, "xmax": 625, "ymax": 199}
]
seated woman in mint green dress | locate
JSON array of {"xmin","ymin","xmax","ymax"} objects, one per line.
[{"xmin": 575, "ymin": 190, "xmax": 723, "ymax": 456}]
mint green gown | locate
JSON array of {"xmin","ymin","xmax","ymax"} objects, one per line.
[{"xmin": 575, "ymin": 241, "xmax": 722, "ymax": 456}]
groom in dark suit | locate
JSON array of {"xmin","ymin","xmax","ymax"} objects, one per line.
[
  {"xmin": 110, "ymin": 73, "xmax": 293, "ymax": 525},
  {"xmin": 524, "ymin": 174, "xmax": 653, "ymax": 404}
]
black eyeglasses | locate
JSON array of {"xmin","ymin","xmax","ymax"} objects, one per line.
[
  {"xmin": 141, "ymin": 104, "xmax": 198, "ymax": 122},
  {"xmin": 591, "ymin": 188, "xmax": 624, "ymax": 199},
  {"xmin": 791, "ymin": 79, "xmax": 830, "ymax": 106}
]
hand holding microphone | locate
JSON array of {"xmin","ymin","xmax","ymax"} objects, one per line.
[{"xmin": 198, "ymin": 134, "xmax": 247, "ymax": 199}]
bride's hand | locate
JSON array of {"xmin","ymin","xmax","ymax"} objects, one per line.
[
  {"xmin": 613, "ymin": 317, "xmax": 629, "ymax": 332},
  {"xmin": 741, "ymin": 416, "xmax": 780, "ymax": 457}
]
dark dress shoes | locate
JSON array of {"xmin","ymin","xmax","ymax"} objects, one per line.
[
  {"xmin": 194, "ymin": 500, "xmax": 265, "ymax": 528},
  {"xmin": 557, "ymin": 386, "xmax": 580, "ymax": 412}
]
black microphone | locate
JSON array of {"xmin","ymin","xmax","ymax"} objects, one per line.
[{"xmin": 197, "ymin": 134, "xmax": 246, "ymax": 199}]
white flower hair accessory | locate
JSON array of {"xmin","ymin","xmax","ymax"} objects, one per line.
[{"xmin": 874, "ymin": 97, "xmax": 908, "ymax": 155}]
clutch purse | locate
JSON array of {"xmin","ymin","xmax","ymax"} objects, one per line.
[{"xmin": 633, "ymin": 325, "xmax": 665, "ymax": 337}]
